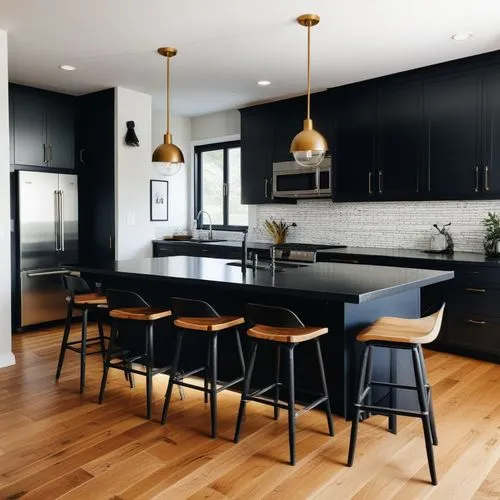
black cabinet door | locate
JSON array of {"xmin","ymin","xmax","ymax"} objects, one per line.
[
  {"xmin": 483, "ymin": 66, "xmax": 500, "ymax": 196},
  {"xmin": 332, "ymin": 85, "xmax": 377, "ymax": 201},
  {"xmin": 424, "ymin": 72, "xmax": 482, "ymax": 198},
  {"xmin": 12, "ymin": 87, "xmax": 46, "ymax": 167},
  {"xmin": 46, "ymin": 96, "xmax": 75, "ymax": 169},
  {"xmin": 240, "ymin": 107, "xmax": 275, "ymax": 204},
  {"xmin": 377, "ymin": 79, "xmax": 423, "ymax": 199},
  {"xmin": 272, "ymin": 97, "xmax": 305, "ymax": 162}
]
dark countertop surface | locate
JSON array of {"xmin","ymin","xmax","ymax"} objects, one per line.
[
  {"xmin": 73, "ymin": 256, "xmax": 454, "ymax": 304},
  {"xmin": 153, "ymin": 239, "xmax": 273, "ymax": 251},
  {"xmin": 317, "ymin": 246, "xmax": 500, "ymax": 267}
]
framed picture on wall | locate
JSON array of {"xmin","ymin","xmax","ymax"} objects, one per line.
[{"xmin": 150, "ymin": 180, "xmax": 169, "ymax": 221}]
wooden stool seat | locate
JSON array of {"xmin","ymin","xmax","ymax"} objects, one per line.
[
  {"xmin": 248, "ymin": 324, "xmax": 328, "ymax": 343},
  {"xmin": 72, "ymin": 292, "xmax": 108, "ymax": 306},
  {"xmin": 356, "ymin": 308, "xmax": 443, "ymax": 345},
  {"xmin": 109, "ymin": 307, "xmax": 172, "ymax": 321},
  {"xmin": 174, "ymin": 315, "xmax": 244, "ymax": 332}
]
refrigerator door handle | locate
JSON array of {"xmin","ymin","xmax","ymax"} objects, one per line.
[
  {"xmin": 54, "ymin": 190, "xmax": 60, "ymax": 251},
  {"xmin": 60, "ymin": 190, "xmax": 65, "ymax": 252},
  {"xmin": 27, "ymin": 269, "xmax": 70, "ymax": 277}
]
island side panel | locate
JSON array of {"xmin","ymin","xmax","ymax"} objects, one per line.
[{"xmin": 344, "ymin": 289, "xmax": 420, "ymax": 419}]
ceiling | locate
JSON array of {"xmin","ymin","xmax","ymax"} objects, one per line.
[{"xmin": 1, "ymin": 0, "xmax": 500, "ymax": 117}]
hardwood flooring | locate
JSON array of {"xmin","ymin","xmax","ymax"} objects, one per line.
[{"xmin": 1, "ymin": 324, "xmax": 500, "ymax": 499}]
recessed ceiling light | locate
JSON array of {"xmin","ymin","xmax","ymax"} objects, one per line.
[
  {"xmin": 257, "ymin": 80, "xmax": 271, "ymax": 86},
  {"xmin": 58, "ymin": 64, "xmax": 76, "ymax": 71},
  {"xmin": 451, "ymin": 32, "xmax": 473, "ymax": 41}
]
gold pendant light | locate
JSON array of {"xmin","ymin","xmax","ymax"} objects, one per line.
[
  {"xmin": 290, "ymin": 14, "xmax": 328, "ymax": 167},
  {"xmin": 152, "ymin": 47, "xmax": 184, "ymax": 176}
]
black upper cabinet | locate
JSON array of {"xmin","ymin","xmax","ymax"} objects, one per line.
[
  {"xmin": 333, "ymin": 84, "xmax": 377, "ymax": 202},
  {"xmin": 272, "ymin": 97, "xmax": 305, "ymax": 162},
  {"xmin": 10, "ymin": 84, "xmax": 75, "ymax": 169},
  {"xmin": 482, "ymin": 65, "xmax": 500, "ymax": 196},
  {"xmin": 424, "ymin": 72, "xmax": 482, "ymax": 198},
  {"xmin": 376, "ymin": 79, "xmax": 424, "ymax": 199},
  {"xmin": 240, "ymin": 106, "xmax": 275, "ymax": 204},
  {"xmin": 12, "ymin": 87, "xmax": 46, "ymax": 167}
]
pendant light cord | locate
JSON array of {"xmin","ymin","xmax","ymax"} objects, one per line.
[
  {"xmin": 166, "ymin": 55, "xmax": 170, "ymax": 135},
  {"xmin": 306, "ymin": 23, "xmax": 311, "ymax": 121}
]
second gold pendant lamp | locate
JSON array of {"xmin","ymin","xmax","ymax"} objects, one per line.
[
  {"xmin": 290, "ymin": 14, "xmax": 328, "ymax": 167},
  {"xmin": 152, "ymin": 47, "xmax": 184, "ymax": 176}
]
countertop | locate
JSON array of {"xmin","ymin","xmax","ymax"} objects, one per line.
[
  {"xmin": 153, "ymin": 239, "xmax": 273, "ymax": 251},
  {"xmin": 72, "ymin": 256, "xmax": 453, "ymax": 304}
]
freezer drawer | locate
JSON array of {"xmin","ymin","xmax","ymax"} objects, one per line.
[{"xmin": 20, "ymin": 269, "xmax": 70, "ymax": 326}]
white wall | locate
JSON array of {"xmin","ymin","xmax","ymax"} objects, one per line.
[
  {"xmin": 151, "ymin": 110, "xmax": 191, "ymax": 235},
  {"xmin": 0, "ymin": 30, "xmax": 14, "ymax": 368},
  {"xmin": 191, "ymin": 109, "xmax": 240, "ymax": 142}
]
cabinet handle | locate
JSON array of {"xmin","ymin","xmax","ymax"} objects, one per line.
[
  {"xmin": 475, "ymin": 166, "xmax": 479, "ymax": 192},
  {"xmin": 109, "ymin": 236, "xmax": 112, "ymax": 249},
  {"xmin": 264, "ymin": 178, "xmax": 269, "ymax": 198},
  {"xmin": 378, "ymin": 171, "xmax": 383, "ymax": 193},
  {"xmin": 484, "ymin": 165, "xmax": 490, "ymax": 192},
  {"xmin": 43, "ymin": 144, "xmax": 47, "ymax": 163},
  {"xmin": 79, "ymin": 149, "xmax": 86, "ymax": 165},
  {"xmin": 368, "ymin": 172, "xmax": 373, "ymax": 194},
  {"xmin": 329, "ymin": 258, "xmax": 359, "ymax": 264},
  {"xmin": 464, "ymin": 287, "xmax": 486, "ymax": 293},
  {"xmin": 466, "ymin": 319, "xmax": 486, "ymax": 325}
]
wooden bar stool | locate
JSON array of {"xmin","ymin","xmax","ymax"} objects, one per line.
[
  {"xmin": 55, "ymin": 275, "xmax": 108, "ymax": 394},
  {"xmin": 234, "ymin": 303, "xmax": 334, "ymax": 465},
  {"xmin": 347, "ymin": 304, "xmax": 445, "ymax": 486},
  {"xmin": 99, "ymin": 289, "xmax": 172, "ymax": 419},
  {"xmin": 161, "ymin": 297, "xmax": 246, "ymax": 438}
]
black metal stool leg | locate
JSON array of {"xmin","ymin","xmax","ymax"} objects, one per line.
[
  {"xmin": 209, "ymin": 333, "xmax": 218, "ymax": 438},
  {"xmin": 418, "ymin": 345, "xmax": 438, "ymax": 446},
  {"xmin": 274, "ymin": 345, "xmax": 281, "ymax": 421},
  {"xmin": 348, "ymin": 344, "xmax": 370, "ymax": 467},
  {"xmin": 56, "ymin": 301, "xmax": 73, "ymax": 380},
  {"xmin": 204, "ymin": 341, "xmax": 211, "ymax": 404},
  {"xmin": 234, "ymin": 342, "xmax": 258, "ymax": 443},
  {"xmin": 287, "ymin": 345, "xmax": 297, "ymax": 465},
  {"xmin": 412, "ymin": 346, "xmax": 438, "ymax": 486},
  {"xmin": 80, "ymin": 307, "xmax": 88, "ymax": 394},
  {"xmin": 316, "ymin": 339, "xmax": 334, "ymax": 436},
  {"xmin": 146, "ymin": 323, "xmax": 154, "ymax": 420},
  {"xmin": 161, "ymin": 331, "xmax": 184, "ymax": 425},
  {"xmin": 98, "ymin": 320, "xmax": 106, "ymax": 361},
  {"xmin": 99, "ymin": 322, "xmax": 117, "ymax": 404},
  {"xmin": 236, "ymin": 328, "xmax": 246, "ymax": 375},
  {"xmin": 127, "ymin": 361, "xmax": 135, "ymax": 388}
]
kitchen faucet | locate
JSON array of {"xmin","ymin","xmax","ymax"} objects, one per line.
[{"xmin": 196, "ymin": 210, "xmax": 213, "ymax": 240}]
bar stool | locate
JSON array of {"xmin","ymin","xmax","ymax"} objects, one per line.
[
  {"xmin": 347, "ymin": 304, "xmax": 445, "ymax": 486},
  {"xmin": 55, "ymin": 275, "xmax": 108, "ymax": 394},
  {"xmin": 161, "ymin": 297, "xmax": 246, "ymax": 438},
  {"xmin": 99, "ymin": 289, "xmax": 172, "ymax": 419},
  {"xmin": 234, "ymin": 303, "xmax": 334, "ymax": 465}
]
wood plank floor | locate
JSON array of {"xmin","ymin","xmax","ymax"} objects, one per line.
[{"xmin": 1, "ymin": 324, "xmax": 500, "ymax": 499}]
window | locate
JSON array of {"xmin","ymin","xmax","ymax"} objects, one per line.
[{"xmin": 194, "ymin": 141, "xmax": 248, "ymax": 230}]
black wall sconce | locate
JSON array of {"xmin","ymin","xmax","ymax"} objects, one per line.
[{"xmin": 125, "ymin": 120, "xmax": 140, "ymax": 147}]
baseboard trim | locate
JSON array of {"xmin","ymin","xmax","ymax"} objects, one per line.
[{"xmin": 0, "ymin": 352, "xmax": 16, "ymax": 368}]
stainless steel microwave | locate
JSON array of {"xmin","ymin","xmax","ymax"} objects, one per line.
[{"xmin": 272, "ymin": 157, "xmax": 332, "ymax": 198}]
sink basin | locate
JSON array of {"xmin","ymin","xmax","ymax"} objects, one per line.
[{"xmin": 226, "ymin": 261, "xmax": 308, "ymax": 271}]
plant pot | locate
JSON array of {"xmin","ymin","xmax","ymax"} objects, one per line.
[{"xmin": 484, "ymin": 236, "xmax": 500, "ymax": 257}]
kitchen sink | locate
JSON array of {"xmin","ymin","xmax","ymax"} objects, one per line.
[{"xmin": 226, "ymin": 261, "xmax": 308, "ymax": 271}]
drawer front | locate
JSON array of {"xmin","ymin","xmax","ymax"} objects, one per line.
[
  {"xmin": 154, "ymin": 245, "xmax": 177, "ymax": 258},
  {"xmin": 449, "ymin": 288, "xmax": 500, "ymax": 317},
  {"xmin": 448, "ymin": 314, "xmax": 500, "ymax": 354},
  {"xmin": 454, "ymin": 266, "xmax": 500, "ymax": 288}
]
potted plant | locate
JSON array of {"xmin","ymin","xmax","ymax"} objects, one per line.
[
  {"xmin": 483, "ymin": 212, "xmax": 500, "ymax": 257},
  {"xmin": 264, "ymin": 219, "xmax": 297, "ymax": 245}
]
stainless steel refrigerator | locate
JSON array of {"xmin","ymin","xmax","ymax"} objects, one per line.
[{"xmin": 18, "ymin": 171, "xmax": 78, "ymax": 327}]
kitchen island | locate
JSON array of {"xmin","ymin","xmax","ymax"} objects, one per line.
[{"xmin": 75, "ymin": 256, "xmax": 454, "ymax": 418}]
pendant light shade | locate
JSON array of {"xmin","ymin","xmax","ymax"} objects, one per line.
[
  {"xmin": 290, "ymin": 14, "xmax": 328, "ymax": 167},
  {"xmin": 153, "ymin": 47, "xmax": 184, "ymax": 176}
]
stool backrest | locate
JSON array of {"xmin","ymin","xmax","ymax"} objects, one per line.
[
  {"xmin": 63, "ymin": 275, "xmax": 92, "ymax": 296},
  {"xmin": 246, "ymin": 303, "xmax": 304, "ymax": 328},
  {"xmin": 423, "ymin": 303, "xmax": 446, "ymax": 344},
  {"xmin": 171, "ymin": 297, "xmax": 219, "ymax": 318},
  {"xmin": 106, "ymin": 289, "xmax": 150, "ymax": 310}
]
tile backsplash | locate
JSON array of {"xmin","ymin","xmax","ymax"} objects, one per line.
[{"xmin": 249, "ymin": 200, "xmax": 500, "ymax": 253}]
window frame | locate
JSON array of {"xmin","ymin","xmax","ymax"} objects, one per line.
[{"xmin": 194, "ymin": 140, "xmax": 247, "ymax": 231}]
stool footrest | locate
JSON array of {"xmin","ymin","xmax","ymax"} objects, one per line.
[
  {"xmin": 170, "ymin": 375, "xmax": 243, "ymax": 394},
  {"xmin": 179, "ymin": 366, "xmax": 205, "ymax": 379},
  {"xmin": 295, "ymin": 396, "xmax": 328, "ymax": 417},
  {"xmin": 107, "ymin": 361, "xmax": 170, "ymax": 377},
  {"xmin": 66, "ymin": 336, "xmax": 104, "ymax": 346},
  {"xmin": 370, "ymin": 380, "xmax": 419, "ymax": 391},
  {"xmin": 355, "ymin": 403, "xmax": 428, "ymax": 418},
  {"xmin": 217, "ymin": 377, "xmax": 244, "ymax": 393}
]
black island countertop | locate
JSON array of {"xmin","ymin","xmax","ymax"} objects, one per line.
[{"xmin": 73, "ymin": 255, "xmax": 453, "ymax": 304}]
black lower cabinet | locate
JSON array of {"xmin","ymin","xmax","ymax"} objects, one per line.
[{"xmin": 153, "ymin": 242, "xmax": 240, "ymax": 260}]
